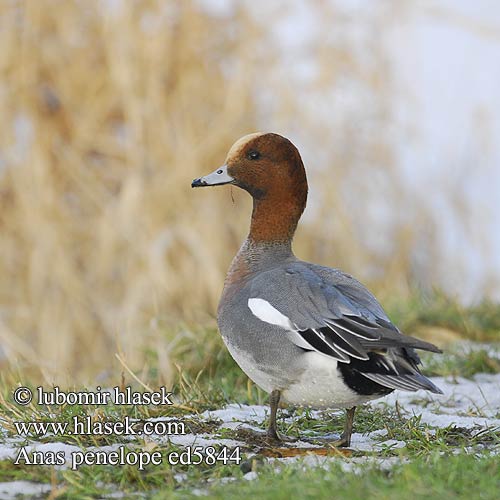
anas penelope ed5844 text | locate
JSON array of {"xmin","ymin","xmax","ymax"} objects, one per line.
[{"xmin": 192, "ymin": 132, "xmax": 442, "ymax": 446}]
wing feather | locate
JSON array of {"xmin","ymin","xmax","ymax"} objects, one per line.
[
  {"xmin": 298, "ymin": 328, "xmax": 350, "ymax": 362},
  {"xmin": 247, "ymin": 262, "xmax": 443, "ymax": 394}
]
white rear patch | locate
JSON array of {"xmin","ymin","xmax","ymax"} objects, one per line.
[
  {"xmin": 248, "ymin": 298, "xmax": 294, "ymax": 330},
  {"xmin": 282, "ymin": 351, "xmax": 376, "ymax": 408}
]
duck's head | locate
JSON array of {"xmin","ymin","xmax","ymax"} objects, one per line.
[
  {"xmin": 192, "ymin": 132, "xmax": 307, "ymax": 198},
  {"xmin": 192, "ymin": 132, "xmax": 308, "ymax": 243}
]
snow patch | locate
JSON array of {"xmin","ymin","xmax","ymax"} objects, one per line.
[{"xmin": 0, "ymin": 481, "xmax": 51, "ymax": 499}]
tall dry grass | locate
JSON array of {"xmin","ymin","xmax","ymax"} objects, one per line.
[
  {"xmin": 0, "ymin": 0, "xmax": 262, "ymax": 383},
  {"xmin": 0, "ymin": 1, "xmax": 490, "ymax": 384}
]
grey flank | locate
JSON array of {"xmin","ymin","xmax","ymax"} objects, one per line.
[{"xmin": 218, "ymin": 240, "xmax": 443, "ymax": 397}]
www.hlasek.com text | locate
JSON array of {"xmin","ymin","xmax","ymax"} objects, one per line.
[{"xmin": 14, "ymin": 416, "xmax": 184, "ymax": 437}]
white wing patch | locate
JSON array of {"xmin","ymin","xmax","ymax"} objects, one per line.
[
  {"xmin": 247, "ymin": 298, "xmax": 319, "ymax": 352},
  {"xmin": 248, "ymin": 298, "xmax": 294, "ymax": 330}
]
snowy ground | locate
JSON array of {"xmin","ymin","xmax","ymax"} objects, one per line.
[{"xmin": 1, "ymin": 366, "xmax": 499, "ymax": 497}]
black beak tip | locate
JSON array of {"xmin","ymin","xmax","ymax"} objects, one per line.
[{"xmin": 191, "ymin": 177, "xmax": 206, "ymax": 188}]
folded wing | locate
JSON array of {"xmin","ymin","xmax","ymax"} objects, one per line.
[{"xmin": 247, "ymin": 263, "xmax": 443, "ymax": 394}]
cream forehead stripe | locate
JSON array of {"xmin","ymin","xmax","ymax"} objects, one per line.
[{"xmin": 225, "ymin": 132, "xmax": 264, "ymax": 163}]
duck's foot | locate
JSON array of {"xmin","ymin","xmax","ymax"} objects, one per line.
[
  {"xmin": 305, "ymin": 406, "xmax": 356, "ymax": 448},
  {"xmin": 328, "ymin": 435, "xmax": 350, "ymax": 448},
  {"xmin": 337, "ymin": 406, "xmax": 355, "ymax": 447},
  {"xmin": 265, "ymin": 427, "xmax": 297, "ymax": 445},
  {"xmin": 232, "ymin": 427, "xmax": 296, "ymax": 448}
]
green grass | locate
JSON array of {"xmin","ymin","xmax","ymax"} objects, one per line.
[
  {"xmin": 193, "ymin": 453, "xmax": 500, "ymax": 500},
  {"xmin": 1, "ymin": 366, "xmax": 499, "ymax": 498},
  {"xmin": 422, "ymin": 346, "xmax": 500, "ymax": 379},
  {"xmin": 3, "ymin": 451, "xmax": 499, "ymax": 499},
  {"xmin": 0, "ymin": 293, "xmax": 499, "ymax": 498},
  {"xmin": 385, "ymin": 290, "xmax": 500, "ymax": 341}
]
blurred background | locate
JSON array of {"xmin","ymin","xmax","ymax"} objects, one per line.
[{"xmin": 0, "ymin": 0, "xmax": 499, "ymax": 385}]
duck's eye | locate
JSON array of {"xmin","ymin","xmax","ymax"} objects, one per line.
[{"xmin": 247, "ymin": 150, "xmax": 260, "ymax": 160}]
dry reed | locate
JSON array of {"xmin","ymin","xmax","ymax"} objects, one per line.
[{"xmin": 0, "ymin": 1, "xmax": 490, "ymax": 384}]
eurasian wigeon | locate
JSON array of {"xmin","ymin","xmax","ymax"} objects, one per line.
[{"xmin": 192, "ymin": 132, "xmax": 442, "ymax": 446}]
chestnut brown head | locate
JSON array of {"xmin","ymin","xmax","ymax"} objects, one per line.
[
  {"xmin": 192, "ymin": 132, "xmax": 307, "ymax": 200},
  {"xmin": 192, "ymin": 133, "xmax": 308, "ymax": 243}
]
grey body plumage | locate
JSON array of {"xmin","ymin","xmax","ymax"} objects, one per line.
[{"xmin": 218, "ymin": 242, "xmax": 442, "ymax": 405}]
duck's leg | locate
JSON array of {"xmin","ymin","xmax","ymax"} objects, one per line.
[
  {"xmin": 266, "ymin": 390, "xmax": 296, "ymax": 442},
  {"xmin": 328, "ymin": 406, "xmax": 356, "ymax": 447},
  {"xmin": 266, "ymin": 389, "xmax": 282, "ymax": 440}
]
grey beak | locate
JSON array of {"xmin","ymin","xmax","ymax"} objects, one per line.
[{"xmin": 191, "ymin": 165, "xmax": 234, "ymax": 188}]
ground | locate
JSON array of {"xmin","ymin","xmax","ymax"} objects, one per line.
[{"xmin": 0, "ymin": 295, "xmax": 499, "ymax": 499}]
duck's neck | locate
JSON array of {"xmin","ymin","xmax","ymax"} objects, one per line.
[
  {"xmin": 248, "ymin": 196, "xmax": 299, "ymax": 244},
  {"xmin": 248, "ymin": 182, "xmax": 307, "ymax": 244},
  {"xmin": 221, "ymin": 239, "xmax": 294, "ymax": 305},
  {"xmin": 238, "ymin": 237, "xmax": 294, "ymax": 270},
  {"xmin": 222, "ymin": 192, "xmax": 306, "ymax": 294}
]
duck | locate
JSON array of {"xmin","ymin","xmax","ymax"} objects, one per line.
[{"xmin": 191, "ymin": 132, "xmax": 442, "ymax": 447}]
